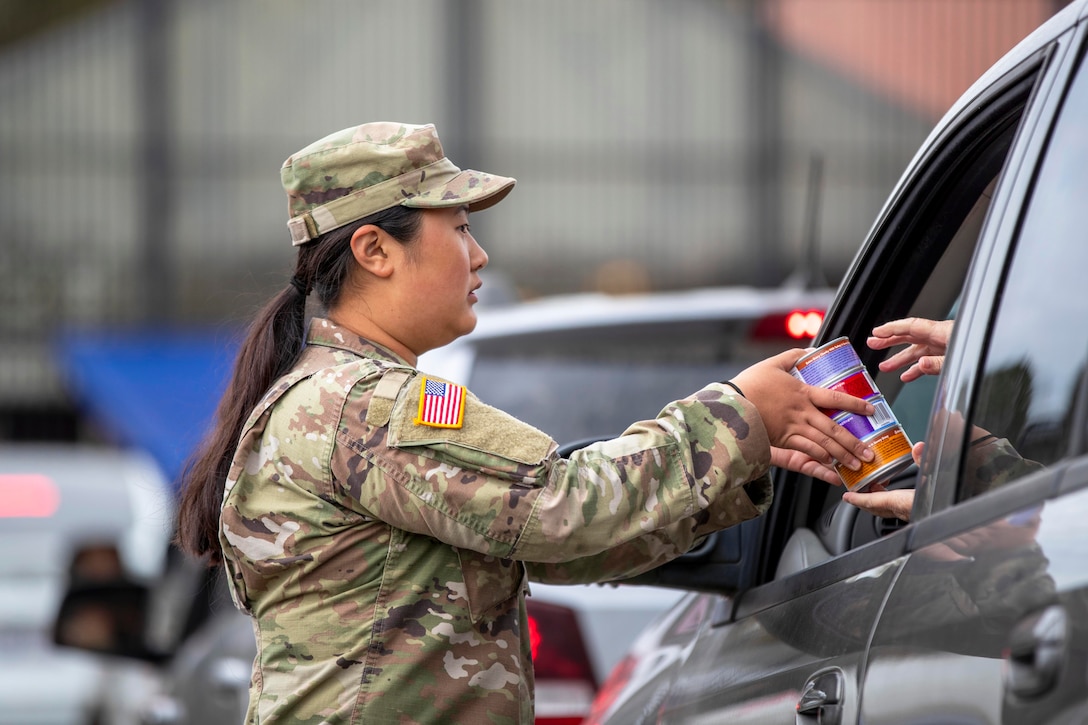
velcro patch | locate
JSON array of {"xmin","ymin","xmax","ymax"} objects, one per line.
[
  {"xmin": 392, "ymin": 376, "xmax": 554, "ymax": 466},
  {"xmin": 414, "ymin": 377, "xmax": 466, "ymax": 429}
]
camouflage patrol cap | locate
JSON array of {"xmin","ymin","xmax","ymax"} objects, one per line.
[{"xmin": 281, "ymin": 122, "xmax": 516, "ymax": 246}]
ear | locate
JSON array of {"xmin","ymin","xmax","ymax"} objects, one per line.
[{"xmin": 349, "ymin": 225, "xmax": 396, "ymax": 278}]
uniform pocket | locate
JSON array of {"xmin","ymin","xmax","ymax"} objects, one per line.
[{"xmin": 455, "ymin": 547, "xmax": 527, "ymax": 623}]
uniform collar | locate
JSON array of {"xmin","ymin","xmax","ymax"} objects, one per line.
[{"xmin": 305, "ymin": 317, "xmax": 413, "ymax": 366}]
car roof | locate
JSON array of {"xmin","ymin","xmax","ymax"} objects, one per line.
[{"xmin": 464, "ymin": 286, "xmax": 834, "ymax": 341}]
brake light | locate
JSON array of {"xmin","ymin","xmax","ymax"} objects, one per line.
[
  {"xmin": 0, "ymin": 474, "xmax": 60, "ymax": 518},
  {"xmin": 527, "ymin": 598, "xmax": 597, "ymax": 725},
  {"xmin": 787, "ymin": 310, "xmax": 824, "ymax": 339},
  {"xmin": 751, "ymin": 309, "xmax": 824, "ymax": 341}
]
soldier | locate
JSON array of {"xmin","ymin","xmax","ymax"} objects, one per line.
[{"xmin": 175, "ymin": 121, "xmax": 876, "ymax": 724}]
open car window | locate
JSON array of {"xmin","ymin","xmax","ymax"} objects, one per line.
[{"xmin": 771, "ymin": 58, "xmax": 1048, "ymax": 580}]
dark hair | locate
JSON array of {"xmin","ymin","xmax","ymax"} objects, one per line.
[{"xmin": 175, "ymin": 205, "xmax": 423, "ymax": 565}]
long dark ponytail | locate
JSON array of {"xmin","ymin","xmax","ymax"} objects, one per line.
[{"xmin": 175, "ymin": 206, "xmax": 422, "ymax": 564}]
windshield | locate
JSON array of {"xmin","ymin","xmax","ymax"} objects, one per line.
[
  {"xmin": 464, "ymin": 317, "xmax": 796, "ymax": 443},
  {"xmin": 471, "ymin": 357, "xmax": 733, "ymax": 443}
]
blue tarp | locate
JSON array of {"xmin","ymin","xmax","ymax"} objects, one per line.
[{"xmin": 55, "ymin": 328, "xmax": 242, "ymax": 492}]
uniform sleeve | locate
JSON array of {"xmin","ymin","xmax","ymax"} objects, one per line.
[
  {"xmin": 522, "ymin": 478, "xmax": 771, "ymax": 585},
  {"xmin": 338, "ymin": 371, "xmax": 773, "ymax": 566}
]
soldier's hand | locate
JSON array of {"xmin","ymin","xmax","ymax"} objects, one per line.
[
  {"xmin": 769, "ymin": 447, "xmax": 842, "ymax": 484},
  {"xmin": 732, "ymin": 349, "xmax": 874, "ymax": 471}
]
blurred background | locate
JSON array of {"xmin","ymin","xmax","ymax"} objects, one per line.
[
  {"xmin": 0, "ymin": 0, "xmax": 1067, "ymax": 463},
  {"xmin": 0, "ymin": 2, "xmax": 1074, "ymax": 723}
]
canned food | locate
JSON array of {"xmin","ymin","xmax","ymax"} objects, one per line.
[{"xmin": 791, "ymin": 336, "xmax": 913, "ymax": 491}]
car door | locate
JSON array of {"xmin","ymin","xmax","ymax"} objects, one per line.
[
  {"xmin": 651, "ymin": 22, "xmax": 1071, "ymax": 725},
  {"xmin": 860, "ymin": 16, "xmax": 1088, "ymax": 724}
]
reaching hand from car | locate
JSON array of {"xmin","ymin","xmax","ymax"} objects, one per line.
[
  {"xmin": 867, "ymin": 317, "xmax": 954, "ymax": 382},
  {"xmin": 842, "ymin": 483, "xmax": 915, "ymax": 521},
  {"xmin": 842, "ymin": 441, "xmax": 923, "ymax": 521},
  {"xmin": 732, "ymin": 349, "xmax": 875, "ymax": 482}
]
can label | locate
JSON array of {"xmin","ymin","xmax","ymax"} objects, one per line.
[{"xmin": 791, "ymin": 337, "xmax": 913, "ymax": 491}]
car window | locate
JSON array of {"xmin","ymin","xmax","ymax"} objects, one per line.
[
  {"xmin": 785, "ymin": 65, "xmax": 1046, "ymax": 566},
  {"xmin": 955, "ymin": 52, "xmax": 1088, "ymax": 502}
]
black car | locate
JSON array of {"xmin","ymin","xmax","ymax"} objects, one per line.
[{"xmin": 587, "ymin": 2, "xmax": 1088, "ymax": 723}]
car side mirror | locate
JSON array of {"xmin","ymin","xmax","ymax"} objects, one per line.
[{"xmin": 52, "ymin": 581, "xmax": 168, "ymax": 663}]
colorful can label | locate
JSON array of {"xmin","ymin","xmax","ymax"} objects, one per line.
[{"xmin": 791, "ymin": 336, "xmax": 913, "ymax": 491}]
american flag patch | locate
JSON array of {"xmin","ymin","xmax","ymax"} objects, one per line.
[{"xmin": 414, "ymin": 377, "xmax": 466, "ymax": 429}]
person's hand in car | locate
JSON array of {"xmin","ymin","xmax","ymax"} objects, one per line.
[
  {"xmin": 842, "ymin": 442, "xmax": 922, "ymax": 521},
  {"xmin": 842, "ymin": 317, "xmax": 954, "ymax": 521},
  {"xmin": 867, "ymin": 317, "xmax": 954, "ymax": 382}
]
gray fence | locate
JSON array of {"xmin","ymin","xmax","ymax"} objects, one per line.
[{"xmin": 0, "ymin": 0, "xmax": 1064, "ymax": 431}]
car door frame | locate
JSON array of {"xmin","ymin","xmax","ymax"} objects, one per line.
[
  {"xmin": 859, "ymin": 15, "xmax": 1088, "ymax": 722},
  {"xmin": 653, "ymin": 19, "xmax": 1083, "ymax": 725}
]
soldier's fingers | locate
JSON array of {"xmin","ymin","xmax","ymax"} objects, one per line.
[
  {"xmin": 770, "ymin": 447, "xmax": 841, "ymax": 484},
  {"xmin": 817, "ymin": 416, "xmax": 873, "ymax": 469},
  {"xmin": 770, "ymin": 347, "xmax": 807, "ymax": 369},
  {"xmin": 779, "ymin": 433, "xmax": 834, "ymax": 467},
  {"xmin": 785, "ymin": 419, "xmax": 868, "ymax": 471},
  {"xmin": 808, "ymin": 387, "xmax": 875, "ymax": 417}
]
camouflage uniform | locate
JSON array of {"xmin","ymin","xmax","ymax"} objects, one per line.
[{"xmin": 219, "ymin": 318, "xmax": 774, "ymax": 724}]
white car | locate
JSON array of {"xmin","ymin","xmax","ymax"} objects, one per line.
[
  {"xmin": 0, "ymin": 445, "xmax": 173, "ymax": 725},
  {"xmin": 53, "ymin": 284, "xmax": 831, "ymax": 725}
]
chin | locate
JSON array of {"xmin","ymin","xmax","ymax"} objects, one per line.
[{"xmin": 457, "ymin": 310, "xmax": 479, "ymax": 335}]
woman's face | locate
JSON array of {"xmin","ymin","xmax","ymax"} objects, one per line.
[{"xmin": 394, "ymin": 206, "xmax": 489, "ymax": 355}]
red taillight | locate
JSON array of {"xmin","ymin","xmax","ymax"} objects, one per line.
[
  {"xmin": 0, "ymin": 474, "xmax": 60, "ymax": 518},
  {"xmin": 786, "ymin": 310, "xmax": 824, "ymax": 339},
  {"xmin": 751, "ymin": 309, "xmax": 824, "ymax": 341},
  {"xmin": 583, "ymin": 654, "xmax": 638, "ymax": 725},
  {"xmin": 527, "ymin": 598, "xmax": 597, "ymax": 725}
]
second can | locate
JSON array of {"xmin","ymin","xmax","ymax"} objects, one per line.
[{"xmin": 791, "ymin": 336, "xmax": 913, "ymax": 491}]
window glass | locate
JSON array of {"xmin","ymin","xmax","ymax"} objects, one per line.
[
  {"xmin": 959, "ymin": 56, "xmax": 1088, "ymax": 501},
  {"xmin": 807, "ymin": 76, "xmax": 1034, "ymax": 547}
]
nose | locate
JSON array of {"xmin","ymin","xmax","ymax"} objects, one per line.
[{"xmin": 469, "ymin": 234, "xmax": 488, "ymax": 271}]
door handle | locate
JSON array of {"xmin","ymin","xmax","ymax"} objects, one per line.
[
  {"xmin": 1005, "ymin": 604, "xmax": 1068, "ymax": 700},
  {"xmin": 796, "ymin": 667, "xmax": 844, "ymax": 725}
]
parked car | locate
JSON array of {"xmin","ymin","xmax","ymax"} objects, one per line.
[
  {"xmin": 51, "ymin": 283, "xmax": 832, "ymax": 725},
  {"xmin": 585, "ymin": 3, "xmax": 1088, "ymax": 723},
  {"xmin": 0, "ymin": 445, "xmax": 173, "ymax": 725}
]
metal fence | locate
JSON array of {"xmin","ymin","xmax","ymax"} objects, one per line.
[{"xmin": 0, "ymin": 0, "xmax": 1065, "ymax": 435}]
